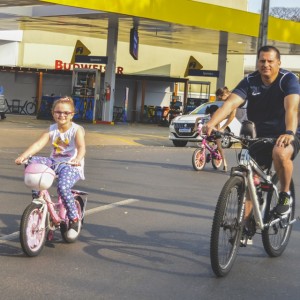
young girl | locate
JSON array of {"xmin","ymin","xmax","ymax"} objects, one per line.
[{"xmin": 15, "ymin": 96, "xmax": 86, "ymax": 239}]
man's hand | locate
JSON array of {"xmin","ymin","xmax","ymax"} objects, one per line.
[
  {"xmin": 276, "ymin": 133, "xmax": 294, "ymax": 147},
  {"xmin": 202, "ymin": 123, "xmax": 215, "ymax": 136}
]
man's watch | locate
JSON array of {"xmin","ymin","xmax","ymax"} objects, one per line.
[{"xmin": 285, "ymin": 130, "xmax": 295, "ymax": 136}]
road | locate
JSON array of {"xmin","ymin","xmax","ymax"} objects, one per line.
[{"xmin": 1, "ymin": 115, "xmax": 300, "ymax": 300}]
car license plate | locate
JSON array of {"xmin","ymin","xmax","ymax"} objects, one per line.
[{"xmin": 179, "ymin": 128, "xmax": 191, "ymax": 133}]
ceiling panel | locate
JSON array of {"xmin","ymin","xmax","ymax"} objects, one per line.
[{"xmin": 0, "ymin": 1, "xmax": 299, "ymax": 55}]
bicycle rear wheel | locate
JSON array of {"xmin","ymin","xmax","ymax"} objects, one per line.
[
  {"xmin": 210, "ymin": 176, "xmax": 245, "ymax": 277},
  {"xmin": 192, "ymin": 147, "xmax": 206, "ymax": 171},
  {"xmin": 20, "ymin": 203, "xmax": 47, "ymax": 257},
  {"xmin": 262, "ymin": 175, "xmax": 295, "ymax": 257},
  {"xmin": 212, "ymin": 149, "xmax": 222, "ymax": 169}
]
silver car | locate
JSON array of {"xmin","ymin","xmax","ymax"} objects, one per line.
[{"xmin": 168, "ymin": 101, "xmax": 242, "ymax": 148}]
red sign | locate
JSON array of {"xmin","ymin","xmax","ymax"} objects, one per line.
[{"xmin": 55, "ymin": 60, "xmax": 124, "ymax": 74}]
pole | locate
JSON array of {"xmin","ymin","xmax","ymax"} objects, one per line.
[{"xmin": 257, "ymin": 0, "xmax": 270, "ymax": 51}]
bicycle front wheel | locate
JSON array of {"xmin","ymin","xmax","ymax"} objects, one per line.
[
  {"xmin": 25, "ymin": 102, "xmax": 36, "ymax": 115},
  {"xmin": 192, "ymin": 147, "xmax": 206, "ymax": 171},
  {"xmin": 210, "ymin": 176, "xmax": 245, "ymax": 277},
  {"xmin": 262, "ymin": 175, "xmax": 295, "ymax": 257},
  {"xmin": 212, "ymin": 149, "xmax": 222, "ymax": 170},
  {"xmin": 20, "ymin": 203, "xmax": 47, "ymax": 257}
]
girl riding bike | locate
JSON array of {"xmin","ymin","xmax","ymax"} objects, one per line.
[
  {"xmin": 15, "ymin": 96, "xmax": 86, "ymax": 239},
  {"xmin": 194, "ymin": 104, "xmax": 228, "ymax": 171}
]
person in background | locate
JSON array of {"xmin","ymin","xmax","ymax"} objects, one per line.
[
  {"xmin": 216, "ymin": 86, "xmax": 247, "ymax": 123},
  {"xmin": 216, "ymin": 86, "xmax": 231, "ymax": 101}
]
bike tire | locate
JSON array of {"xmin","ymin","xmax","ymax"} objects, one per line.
[
  {"xmin": 210, "ymin": 176, "xmax": 245, "ymax": 277},
  {"xmin": 25, "ymin": 102, "xmax": 36, "ymax": 115},
  {"xmin": 192, "ymin": 147, "xmax": 206, "ymax": 171},
  {"xmin": 212, "ymin": 149, "xmax": 222, "ymax": 169},
  {"xmin": 261, "ymin": 175, "xmax": 295, "ymax": 257},
  {"xmin": 20, "ymin": 202, "xmax": 47, "ymax": 257},
  {"xmin": 60, "ymin": 197, "xmax": 83, "ymax": 243}
]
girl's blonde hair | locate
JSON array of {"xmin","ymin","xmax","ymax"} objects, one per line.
[{"xmin": 52, "ymin": 96, "xmax": 75, "ymax": 112}]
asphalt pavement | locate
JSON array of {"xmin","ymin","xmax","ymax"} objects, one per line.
[
  {"xmin": 1, "ymin": 114, "xmax": 171, "ymax": 148},
  {"xmin": 1, "ymin": 114, "xmax": 300, "ymax": 299}
]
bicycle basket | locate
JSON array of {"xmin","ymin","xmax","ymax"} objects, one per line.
[{"xmin": 24, "ymin": 163, "xmax": 55, "ymax": 190}]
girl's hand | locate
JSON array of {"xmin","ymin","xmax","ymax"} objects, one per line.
[
  {"xmin": 15, "ymin": 156, "xmax": 26, "ymax": 165},
  {"xmin": 70, "ymin": 159, "xmax": 81, "ymax": 166}
]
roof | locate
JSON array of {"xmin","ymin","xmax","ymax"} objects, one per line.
[{"xmin": 0, "ymin": 0, "xmax": 299, "ymax": 55}]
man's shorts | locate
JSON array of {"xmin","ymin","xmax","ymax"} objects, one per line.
[{"xmin": 248, "ymin": 135, "xmax": 300, "ymax": 169}]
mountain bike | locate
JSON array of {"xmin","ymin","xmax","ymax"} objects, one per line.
[
  {"xmin": 210, "ymin": 131, "xmax": 297, "ymax": 277},
  {"xmin": 192, "ymin": 124, "xmax": 223, "ymax": 171},
  {"xmin": 19, "ymin": 160, "xmax": 88, "ymax": 257}
]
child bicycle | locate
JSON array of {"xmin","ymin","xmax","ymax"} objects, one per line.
[
  {"xmin": 19, "ymin": 159, "xmax": 88, "ymax": 257},
  {"xmin": 192, "ymin": 134, "xmax": 223, "ymax": 171},
  {"xmin": 210, "ymin": 131, "xmax": 297, "ymax": 277},
  {"xmin": 192, "ymin": 123, "xmax": 223, "ymax": 171}
]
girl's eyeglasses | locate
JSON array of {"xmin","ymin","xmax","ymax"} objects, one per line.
[{"xmin": 53, "ymin": 111, "xmax": 74, "ymax": 116}]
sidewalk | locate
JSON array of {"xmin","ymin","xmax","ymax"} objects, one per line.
[{"xmin": 1, "ymin": 114, "xmax": 170, "ymax": 147}]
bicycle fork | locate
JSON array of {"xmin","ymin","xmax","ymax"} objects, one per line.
[{"xmin": 32, "ymin": 198, "xmax": 48, "ymax": 231}]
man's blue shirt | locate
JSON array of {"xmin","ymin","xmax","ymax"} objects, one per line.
[{"xmin": 232, "ymin": 69, "xmax": 300, "ymax": 137}]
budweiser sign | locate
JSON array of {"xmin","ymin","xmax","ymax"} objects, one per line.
[{"xmin": 55, "ymin": 60, "xmax": 123, "ymax": 74}]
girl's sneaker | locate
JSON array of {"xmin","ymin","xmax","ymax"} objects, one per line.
[{"xmin": 67, "ymin": 220, "xmax": 79, "ymax": 239}]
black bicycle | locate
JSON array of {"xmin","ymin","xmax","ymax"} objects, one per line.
[
  {"xmin": 210, "ymin": 131, "xmax": 297, "ymax": 277},
  {"xmin": 5, "ymin": 98, "xmax": 36, "ymax": 115}
]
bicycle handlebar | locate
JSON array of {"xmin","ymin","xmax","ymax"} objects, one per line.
[
  {"xmin": 211, "ymin": 130, "xmax": 277, "ymax": 145},
  {"xmin": 20, "ymin": 158, "xmax": 79, "ymax": 167}
]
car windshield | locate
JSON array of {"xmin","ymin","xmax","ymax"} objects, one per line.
[{"xmin": 189, "ymin": 101, "xmax": 223, "ymax": 115}]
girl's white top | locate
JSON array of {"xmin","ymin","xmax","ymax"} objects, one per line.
[{"xmin": 49, "ymin": 122, "xmax": 85, "ymax": 180}]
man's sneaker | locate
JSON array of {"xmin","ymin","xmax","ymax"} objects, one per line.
[
  {"xmin": 240, "ymin": 237, "xmax": 253, "ymax": 247},
  {"xmin": 275, "ymin": 192, "xmax": 291, "ymax": 215},
  {"xmin": 67, "ymin": 219, "xmax": 79, "ymax": 239}
]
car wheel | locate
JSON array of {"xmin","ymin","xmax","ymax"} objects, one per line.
[
  {"xmin": 221, "ymin": 129, "xmax": 233, "ymax": 149},
  {"xmin": 172, "ymin": 140, "xmax": 188, "ymax": 147}
]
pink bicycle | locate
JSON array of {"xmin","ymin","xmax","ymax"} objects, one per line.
[
  {"xmin": 19, "ymin": 160, "xmax": 88, "ymax": 257},
  {"xmin": 192, "ymin": 133, "xmax": 223, "ymax": 171}
]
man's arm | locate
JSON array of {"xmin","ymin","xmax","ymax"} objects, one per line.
[
  {"xmin": 205, "ymin": 93, "xmax": 244, "ymax": 135},
  {"xmin": 285, "ymin": 94, "xmax": 300, "ymax": 134},
  {"xmin": 276, "ymin": 94, "xmax": 299, "ymax": 147},
  {"xmin": 219, "ymin": 109, "xmax": 237, "ymax": 132}
]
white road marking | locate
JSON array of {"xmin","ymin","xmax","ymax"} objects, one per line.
[
  {"xmin": 0, "ymin": 198, "xmax": 139, "ymax": 242},
  {"xmin": 85, "ymin": 198, "xmax": 139, "ymax": 216}
]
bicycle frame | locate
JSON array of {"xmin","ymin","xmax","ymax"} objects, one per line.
[
  {"xmin": 32, "ymin": 189, "xmax": 88, "ymax": 232},
  {"xmin": 200, "ymin": 136, "xmax": 222, "ymax": 159}
]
